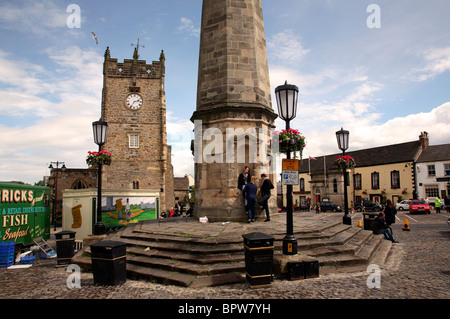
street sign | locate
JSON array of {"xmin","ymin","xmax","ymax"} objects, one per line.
[
  {"xmin": 282, "ymin": 159, "xmax": 299, "ymax": 171},
  {"xmin": 282, "ymin": 170, "xmax": 299, "ymax": 185}
]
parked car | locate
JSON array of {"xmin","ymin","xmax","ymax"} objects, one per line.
[
  {"xmin": 395, "ymin": 200, "xmax": 411, "ymax": 211},
  {"xmin": 409, "ymin": 199, "xmax": 431, "ymax": 214},
  {"xmin": 355, "ymin": 199, "xmax": 382, "ymax": 212},
  {"xmin": 319, "ymin": 201, "xmax": 342, "ymax": 212}
]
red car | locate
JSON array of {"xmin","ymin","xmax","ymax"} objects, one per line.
[{"xmin": 409, "ymin": 199, "xmax": 431, "ymax": 214}]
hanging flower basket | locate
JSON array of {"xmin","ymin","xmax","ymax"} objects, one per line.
[
  {"xmin": 273, "ymin": 129, "xmax": 306, "ymax": 159},
  {"xmin": 86, "ymin": 150, "xmax": 112, "ymax": 167},
  {"xmin": 334, "ymin": 155, "xmax": 356, "ymax": 170}
]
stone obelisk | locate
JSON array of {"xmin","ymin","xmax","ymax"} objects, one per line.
[{"xmin": 191, "ymin": 0, "xmax": 277, "ymax": 221}]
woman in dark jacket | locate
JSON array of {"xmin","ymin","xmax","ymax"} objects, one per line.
[
  {"xmin": 244, "ymin": 176, "xmax": 258, "ymax": 223},
  {"xmin": 384, "ymin": 199, "xmax": 397, "ymax": 226}
]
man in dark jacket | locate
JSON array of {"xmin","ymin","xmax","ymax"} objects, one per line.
[
  {"xmin": 237, "ymin": 166, "xmax": 251, "ymax": 211},
  {"xmin": 259, "ymin": 173, "xmax": 274, "ymax": 222},
  {"xmin": 371, "ymin": 212, "xmax": 398, "ymax": 243}
]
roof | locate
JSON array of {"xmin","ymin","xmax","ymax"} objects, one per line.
[
  {"xmin": 299, "ymin": 140, "xmax": 422, "ymax": 174},
  {"xmin": 417, "ymin": 144, "xmax": 450, "ymax": 163}
]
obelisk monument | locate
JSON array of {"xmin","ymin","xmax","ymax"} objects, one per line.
[{"xmin": 191, "ymin": 0, "xmax": 278, "ymax": 221}]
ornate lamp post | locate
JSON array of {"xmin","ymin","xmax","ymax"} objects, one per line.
[
  {"xmin": 92, "ymin": 118, "xmax": 108, "ymax": 235},
  {"xmin": 275, "ymin": 81, "xmax": 299, "ymax": 255},
  {"xmin": 336, "ymin": 128, "xmax": 352, "ymax": 225},
  {"xmin": 48, "ymin": 161, "xmax": 66, "ymax": 231}
]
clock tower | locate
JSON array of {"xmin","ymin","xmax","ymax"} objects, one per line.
[{"xmin": 100, "ymin": 46, "xmax": 174, "ymax": 211}]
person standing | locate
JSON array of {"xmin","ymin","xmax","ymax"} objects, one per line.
[
  {"xmin": 237, "ymin": 166, "xmax": 251, "ymax": 211},
  {"xmin": 384, "ymin": 199, "xmax": 397, "ymax": 226},
  {"xmin": 445, "ymin": 195, "xmax": 450, "ymax": 213},
  {"xmin": 259, "ymin": 173, "xmax": 274, "ymax": 222},
  {"xmin": 435, "ymin": 196, "xmax": 441, "ymax": 214},
  {"xmin": 244, "ymin": 176, "xmax": 258, "ymax": 223}
]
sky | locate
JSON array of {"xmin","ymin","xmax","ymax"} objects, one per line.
[{"xmin": 0, "ymin": 0, "xmax": 449, "ymax": 185}]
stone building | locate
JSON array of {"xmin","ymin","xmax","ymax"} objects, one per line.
[
  {"xmin": 191, "ymin": 0, "xmax": 278, "ymax": 221},
  {"xmin": 100, "ymin": 47, "xmax": 174, "ymax": 212},
  {"xmin": 49, "ymin": 47, "xmax": 175, "ymax": 215}
]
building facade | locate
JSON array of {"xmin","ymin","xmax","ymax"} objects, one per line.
[
  {"xmin": 100, "ymin": 47, "xmax": 174, "ymax": 211},
  {"xmin": 290, "ymin": 132, "xmax": 432, "ymax": 209},
  {"xmin": 415, "ymin": 143, "xmax": 450, "ymax": 203}
]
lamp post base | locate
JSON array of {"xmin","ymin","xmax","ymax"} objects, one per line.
[
  {"xmin": 343, "ymin": 214, "xmax": 352, "ymax": 225},
  {"xmin": 282, "ymin": 235, "xmax": 298, "ymax": 255},
  {"xmin": 94, "ymin": 222, "xmax": 106, "ymax": 235}
]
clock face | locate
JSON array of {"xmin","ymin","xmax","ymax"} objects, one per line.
[{"xmin": 126, "ymin": 93, "xmax": 143, "ymax": 110}]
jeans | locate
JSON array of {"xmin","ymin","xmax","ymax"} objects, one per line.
[
  {"xmin": 376, "ymin": 228, "xmax": 396, "ymax": 242},
  {"xmin": 259, "ymin": 194, "xmax": 270, "ymax": 220},
  {"xmin": 247, "ymin": 198, "xmax": 256, "ymax": 221}
]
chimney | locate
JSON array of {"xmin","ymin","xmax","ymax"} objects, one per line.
[{"xmin": 419, "ymin": 131, "xmax": 429, "ymax": 149}]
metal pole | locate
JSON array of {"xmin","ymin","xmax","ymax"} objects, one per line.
[
  {"xmin": 282, "ymin": 120, "xmax": 298, "ymax": 255},
  {"xmin": 342, "ymin": 150, "xmax": 351, "ymax": 225},
  {"xmin": 94, "ymin": 144, "xmax": 106, "ymax": 235}
]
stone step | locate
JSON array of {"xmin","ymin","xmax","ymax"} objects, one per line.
[
  {"xmin": 126, "ymin": 263, "xmax": 245, "ymax": 288},
  {"xmin": 119, "ymin": 236, "xmax": 244, "ymax": 255},
  {"xmin": 126, "ymin": 246, "xmax": 244, "ymax": 265},
  {"xmin": 127, "ymin": 254, "xmax": 245, "ymax": 276}
]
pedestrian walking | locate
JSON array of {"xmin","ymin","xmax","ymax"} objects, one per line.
[
  {"xmin": 244, "ymin": 176, "xmax": 258, "ymax": 223},
  {"xmin": 258, "ymin": 173, "xmax": 274, "ymax": 222},
  {"xmin": 434, "ymin": 196, "xmax": 441, "ymax": 213},
  {"xmin": 315, "ymin": 202, "xmax": 320, "ymax": 214}
]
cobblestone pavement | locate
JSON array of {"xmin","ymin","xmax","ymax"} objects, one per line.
[{"xmin": 0, "ymin": 211, "xmax": 448, "ymax": 302}]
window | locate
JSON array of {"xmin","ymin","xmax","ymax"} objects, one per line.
[
  {"xmin": 391, "ymin": 170, "xmax": 400, "ymax": 189},
  {"xmin": 371, "ymin": 172, "xmax": 379, "ymax": 189},
  {"xmin": 133, "ymin": 181, "xmax": 140, "ymax": 189},
  {"xmin": 425, "ymin": 185, "xmax": 439, "ymax": 198},
  {"xmin": 444, "ymin": 163, "xmax": 450, "ymax": 176},
  {"xmin": 129, "ymin": 134, "xmax": 139, "ymax": 148},
  {"xmin": 299, "ymin": 178, "xmax": 305, "ymax": 192},
  {"xmin": 333, "ymin": 179, "xmax": 338, "ymax": 193},
  {"xmin": 427, "ymin": 165, "xmax": 436, "ymax": 176},
  {"xmin": 353, "ymin": 174, "xmax": 361, "ymax": 190}
]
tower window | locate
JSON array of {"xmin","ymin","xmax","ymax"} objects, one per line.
[{"xmin": 129, "ymin": 134, "xmax": 140, "ymax": 148}]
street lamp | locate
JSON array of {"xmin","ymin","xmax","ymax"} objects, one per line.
[
  {"xmin": 92, "ymin": 118, "xmax": 108, "ymax": 235},
  {"xmin": 275, "ymin": 81, "xmax": 299, "ymax": 255},
  {"xmin": 336, "ymin": 128, "xmax": 352, "ymax": 225},
  {"xmin": 48, "ymin": 161, "xmax": 66, "ymax": 231}
]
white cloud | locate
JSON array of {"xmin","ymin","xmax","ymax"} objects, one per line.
[
  {"xmin": 177, "ymin": 17, "xmax": 200, "ymax": 38},
  {"xmin": 0, "ymin": 0, "xmax": 68, "ymax": 35},
  {"xmin": 301, "ymin": 102, "xmax": 450, "ymax": 158},
  {"xmin": 166, "ymin": 111, "xmax": 194, "ymax": 177},
  {"xmin": 0, "ymin": 46, "xmax": 102, "ymax": 183},
  {"xmin": 410, "ymin": 47, "xmax": 450, "ymax": 82},
  {"xmin": 267, "ymin": 29, "xmax": 310, "ymax": 65}
]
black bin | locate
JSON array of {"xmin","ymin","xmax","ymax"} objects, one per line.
[
  {"xmin": 363, "ymin": 212, "xmax": 378, "ymax": 231},
  {"xmin": 242, "ymin": 232, "xmax": 274, "ymax": 288},
  {"xmin": 90, "ymin": 240, "xmax": 127, "ymax": 286},
  {"xmin": 55, "ymin": 230, "xmax": 76, "ymax": 265}
]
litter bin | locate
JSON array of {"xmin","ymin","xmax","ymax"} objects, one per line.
[
  {"xmin": 90, "ymin": 240, "xmax": 127, "ymax": 286},
  {"xmin": 363, "ymin": 212, "xmax": 378, "ymax": 231},
  {"xmin": 242, "ymin": 232, "xmax": 274, "ymax": 288},
  {"xmin": 55, "ymin": 230, "xmax": 76, "ymax": 265}
]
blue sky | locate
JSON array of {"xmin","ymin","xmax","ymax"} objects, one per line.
[{"xmin": 0, "ymin": 0, "xmax": 449, "ymax": 184}]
